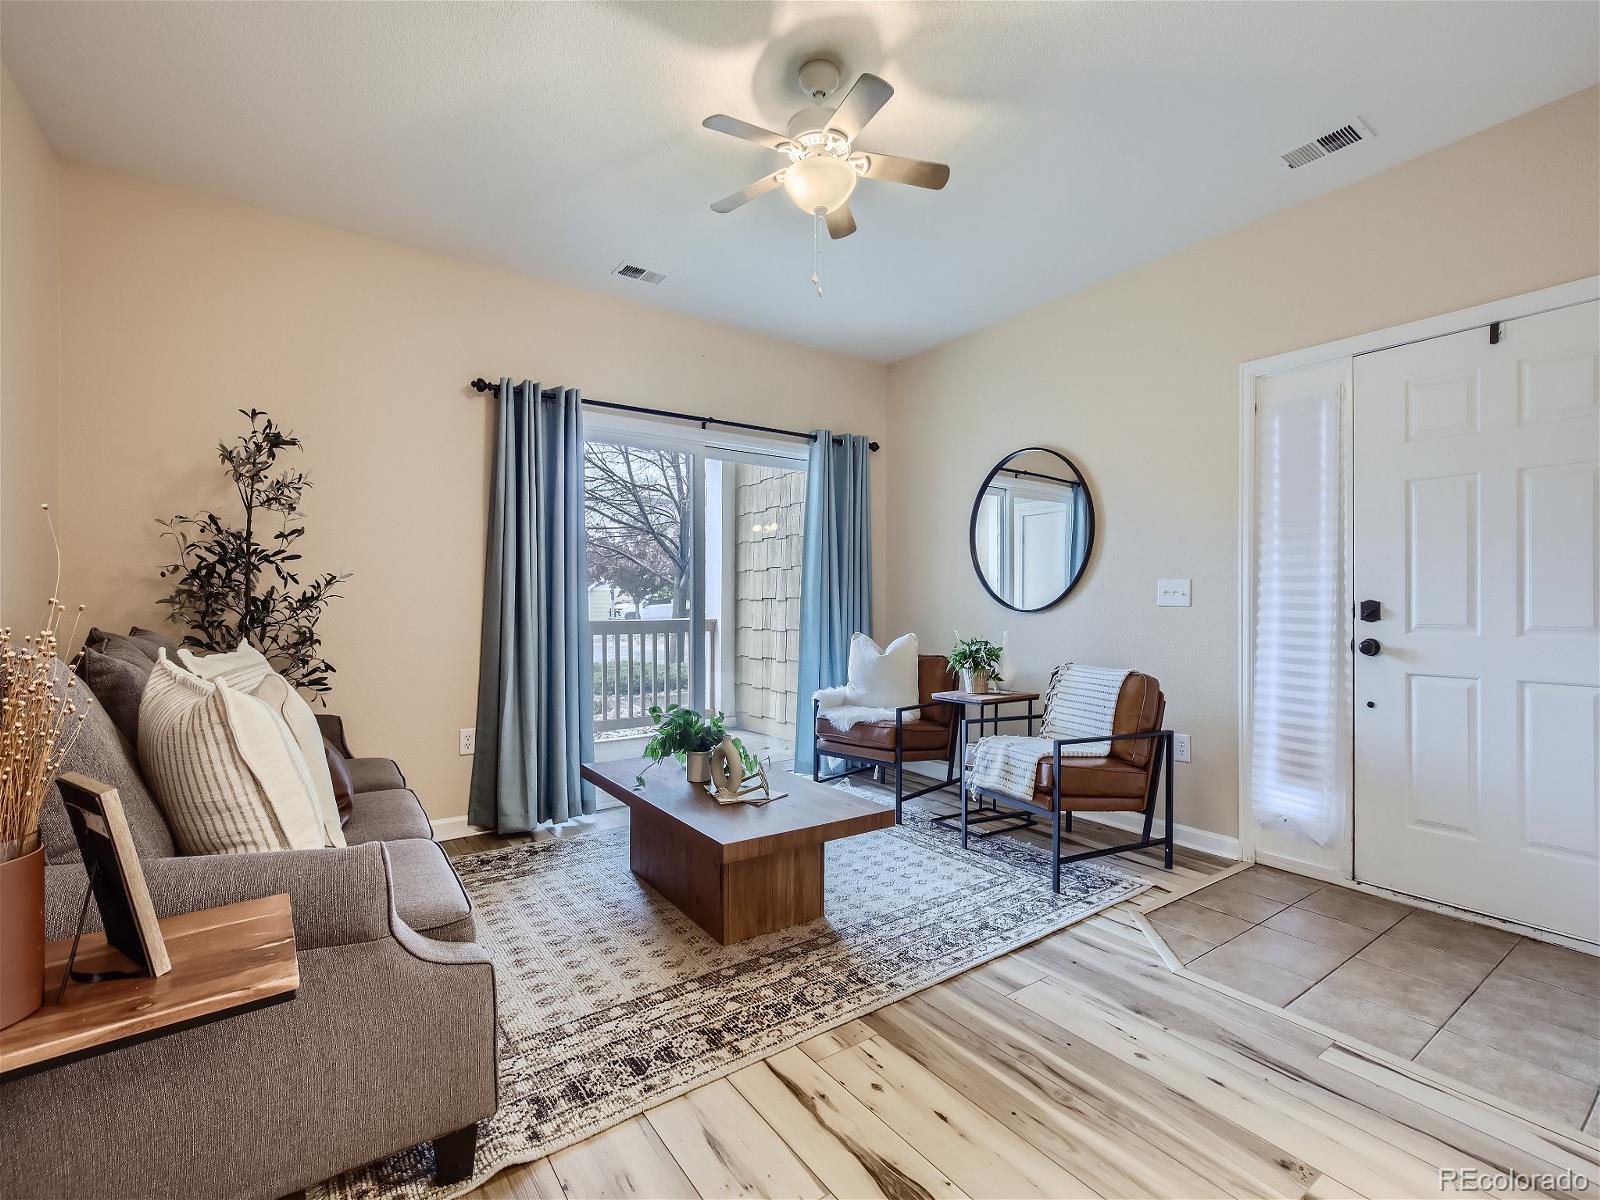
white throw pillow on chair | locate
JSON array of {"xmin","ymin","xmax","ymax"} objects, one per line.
[{"xmin": 843, "ymin": 632, "xmax": 919, "ymax": 710}]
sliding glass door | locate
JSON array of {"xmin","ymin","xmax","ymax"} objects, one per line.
[{"xmin": 583, "ymin": 427, "xmax": 805, "ymax": 765}]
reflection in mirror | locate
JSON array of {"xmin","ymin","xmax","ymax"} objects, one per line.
[{"xmin": 970, "ymin": 448, "xmax": 1093, "ymax": 611}]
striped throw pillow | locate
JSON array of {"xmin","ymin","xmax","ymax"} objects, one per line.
[
  {"xmin": 138, "ymin": 655, "xmax": 328, "ymax": 855},
  {"xmin": 179, "ymin": 643, "xmax": 346, "ymax": 848}
]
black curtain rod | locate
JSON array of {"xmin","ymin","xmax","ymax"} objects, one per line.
[
  {"xmin": 468, "ymin": 378, "xmax": 880, "ymax": 453},
  {"xmin": 1001, "ymin": 467, "xmax": 1079, "ymax": 486}
]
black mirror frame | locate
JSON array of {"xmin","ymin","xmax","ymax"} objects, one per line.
[{"xmin": 968, "ymin": 446, "xmax": 1095, "ymax": 613}]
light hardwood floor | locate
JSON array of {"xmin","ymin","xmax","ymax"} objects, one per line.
[{"xmin": 447, "ymin": 796, "xmax": 1600, "ymax": 1199}]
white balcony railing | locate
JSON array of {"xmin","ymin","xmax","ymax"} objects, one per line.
[{"xmin": 591, "ymin": 618, "xmax": 718, "ymax": 733}]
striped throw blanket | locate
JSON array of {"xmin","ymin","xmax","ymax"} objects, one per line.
[{"xmin": 965, "ymin": 664, "xmax": 1131, "ymax": 805}]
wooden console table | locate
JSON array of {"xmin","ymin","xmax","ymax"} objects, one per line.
[{"xmin": 0, "ymin": 894, "xmax": 298, "ymax": 1081}]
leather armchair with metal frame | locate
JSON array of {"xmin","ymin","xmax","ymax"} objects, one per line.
[
  {"xmin": 961, "ymin": 672, "xmax": 1173, "ymax": 892},
  {"xmin": 812, "ymin": 654, "xmax": 959, "ymax": 823}
]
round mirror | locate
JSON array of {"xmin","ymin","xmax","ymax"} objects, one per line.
[{"xmin": 969, "ymin": 447, "xmax": 1094, "ymax": 612}]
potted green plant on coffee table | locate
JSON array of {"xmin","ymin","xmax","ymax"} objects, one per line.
[
  {"xmin": 637, "ymin": 704, "xmax": 758, "ymax": 788},
  {"xmin": 948, "ymin": 635, "xmax": 1005, "ymax": 694}
]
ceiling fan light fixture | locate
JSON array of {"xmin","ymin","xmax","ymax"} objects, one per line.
[{"xmin": 782, "ymin": 151, "xmax": 856, "ymax": 215}]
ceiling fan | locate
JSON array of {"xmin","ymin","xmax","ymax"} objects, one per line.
[{"xmin": 702, "ymin": 58, "xmax": 950, "ymax": 243}]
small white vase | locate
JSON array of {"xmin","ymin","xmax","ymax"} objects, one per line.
[
  {"xmin": 685, "ymin": 751, "xmax": 712, "ymax": 784},
  {"xmin": 961, "ymin": 669, "xmax": 991, "ymax": 694}
]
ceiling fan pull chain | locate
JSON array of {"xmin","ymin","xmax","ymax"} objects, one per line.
[{"xmin": 811, "ymin": 208, "xmax": 824, "ymax": 298}]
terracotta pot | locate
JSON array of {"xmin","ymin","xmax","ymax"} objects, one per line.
[
  {"xmin": 961, "ymin": 669, "xmax": 992, "ymax": 695},
  {"xmin": 684, "ymin": 751, "xmax": 712, "ymax": 784},
  {"xmin": 0, "ymin": 844, "xmax": 45, "ymax": 1029}
]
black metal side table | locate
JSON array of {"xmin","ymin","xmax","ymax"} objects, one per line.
[{"xmin": 930, "ymin": 689, "xmax": 1040, "ymax": 837}]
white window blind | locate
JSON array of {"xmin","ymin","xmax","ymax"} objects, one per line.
[{"xmin": 1251, "ymin": 370, "xmax": 1346, "ymax": 845}]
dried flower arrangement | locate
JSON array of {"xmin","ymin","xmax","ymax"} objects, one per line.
[{"xmin": 1, "ymin": 509, "xmax": 89, "ymax": 862}]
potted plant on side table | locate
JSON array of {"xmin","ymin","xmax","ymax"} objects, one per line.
[
  {"xmin": 1, "ymin": 598, "xmax": 89, "ymax": 1028},
  {"xmin": 639, "ymin": 704, "xmax": 757, "ymax": 786},
  {"xmin": 948, "ymin": 635, "xmax": 1006, "ymax": 695}
]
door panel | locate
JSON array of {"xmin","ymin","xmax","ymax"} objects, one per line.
[
  {"xmin": 1520, "ymin": 462, "xmax": 1598, "ymax": 634},
  {"xmin": 1406, "ymin": 369, "xmax": 1480, "ymax": 440},
  {"xmin": 1354, "ymin": 300, "xmax": 1599, "ymax": 942},
  {"xmin": 1406, "ymin": 674, "xmax": 1480, "ymax": 834},
  {"xmin": 1406, "ymin": 474, "xmax": 1479, "ymax": 632},
  {"xmin": 1519, "ymin": 682, "xmax": 1598, "ymax": 857}
]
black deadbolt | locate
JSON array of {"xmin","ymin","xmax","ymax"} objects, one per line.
[
  {"xmin": 1358, "ymin": 599, "xmax": 1381, "ymax": 622},
  {"xmin": 1358, "ymin": 638, "xmax": 1381, "ymax": 657}
]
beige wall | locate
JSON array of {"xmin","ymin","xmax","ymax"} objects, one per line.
[
  {"xmin": 1, "ymin": 67, "xmax": 61, "ymax": 623},
  {"xmin": 884, "ymin": 87, "xmax": 1600, "ymax": 844},
  {"xmin": 56, "ymin": 168, "xmax": 887, "ymax": 822}
]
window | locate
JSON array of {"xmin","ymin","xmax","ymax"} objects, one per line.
[
  {"xmin": 1250, "ymin": 365, "xmax": 1347, "ymax": 845},
  {"xmin": 581, "ymin": 417, "xmax": 807, "ymax": 765}
]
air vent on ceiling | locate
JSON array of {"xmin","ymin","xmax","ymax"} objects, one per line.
[
  {"xmin": 1279, "ymin": 118, "xmax": 1374, "ymax": 170},
  {"xmin": 612, "ymin": 261, "xmax": 667, "ymax": 285}
]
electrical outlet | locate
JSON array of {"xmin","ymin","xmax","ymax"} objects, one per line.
[
  {"xmin": 1156, "ymin": 578, "xmax": 1191, "ymax": 607},
  {"xmin": 458, "ymin": 727, "xmax": 475, "ymax": 756},
  {"xmin": 1172, "ymin": 733, "xmax": 1191, "ymax": 763}
]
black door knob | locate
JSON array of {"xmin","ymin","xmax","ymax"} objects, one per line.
[{"xmin": 1358, "ymin": 638, "xmax": 1381, "ymax": 657}]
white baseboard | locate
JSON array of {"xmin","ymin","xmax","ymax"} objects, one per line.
[
  {"xmin": 1253, "ymin": 849, "xmax": 1351, "ymax": 884},
  {"xmin": 431, "ymin": 811, "xmax": 619, "ymax": 843},
  {"xmin": 431, "ymin": 815, "xmax": 494, "ymax": 842},
  {"xmin": 1085, "ymin": 810, "xmax": 1242, "ymax": 862}
]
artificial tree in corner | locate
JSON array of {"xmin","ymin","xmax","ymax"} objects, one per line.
[{"xmin": 157, "ymin": 408, "xmax": 350, "ymax": 696}]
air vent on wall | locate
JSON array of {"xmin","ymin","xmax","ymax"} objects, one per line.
[
  {"xmin": 1279, "ymin": 118, "xmax": 1374, "ymax": 169},
  {"xmin": 612, "ymin": 261, "xmax": 667, "ymax": 285}
]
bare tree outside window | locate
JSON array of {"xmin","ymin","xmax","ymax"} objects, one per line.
[{"xmin": 584, "ymin": 443, "xmax": 692, "ymax": 617}]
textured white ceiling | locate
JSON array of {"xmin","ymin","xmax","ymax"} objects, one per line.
[{"xmin": 3, "ymin": 1, "xmax": 1596, "ymax": 362}]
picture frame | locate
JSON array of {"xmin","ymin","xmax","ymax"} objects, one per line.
[{"xmin": 57, "ymin": 773, "xmax": 171, "ymax": 979}]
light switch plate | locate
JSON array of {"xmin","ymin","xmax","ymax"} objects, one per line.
[
  {"xmin": 1157, "ymin": 578, "xmax": 1191, "ymax": 607},
  {"xmin": 459, "ymin": 727, "xmax": 475, "ymax": 756}
]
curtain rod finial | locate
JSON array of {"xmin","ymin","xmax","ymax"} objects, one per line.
[{"xmin": 469, "ymin": 377, "xmax": 496, "ymax": 394}]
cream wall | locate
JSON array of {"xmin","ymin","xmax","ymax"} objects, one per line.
[
  {"xmin": 884, "ymin": 87, "xmax": 1600, "ymax": 845},
  {"xmin": 1, "ymin": 67, "xmax": 61, "ymax": 623},
  {"xmin": 56, "ymin": 168, "xmax": 887, "ymax": 822}
]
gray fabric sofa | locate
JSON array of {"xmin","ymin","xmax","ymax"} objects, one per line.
[{"xmin": 0, "ymin": 663, "xmax": 497, "ymax": 1200}]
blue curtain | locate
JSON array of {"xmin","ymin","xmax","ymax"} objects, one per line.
[
  {"xmin": 793, "ymin": 430, "xmax": 873, "ymax": 774},
  {"xmin": 469, "ymin": 380, "xmax": 594, "ymax": 831}
]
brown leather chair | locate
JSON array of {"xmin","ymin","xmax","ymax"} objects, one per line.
[
  {"xmin": 963, "ymin": 671, "xmax": 1173, "ymax": 892},
  {"xmin": 813, "ymin": 654, "xmax": 960, "ymax": 823}
]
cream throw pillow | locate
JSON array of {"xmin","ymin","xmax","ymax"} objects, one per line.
[
  {"xmin": 845, "ymin": 632, "xmax": 919, "ymax": 709},
  {"xmin": 139, "ymin": 655, "xmax": 327, "ymax": 854},
  {"xmin": 180, "ymin": 643, "xmax": 346, "ymax": 848}
]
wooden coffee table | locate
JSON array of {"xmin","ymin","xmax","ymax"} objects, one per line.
[{"xmin": 581, "ymin": 757, "xmax": 895, "ymax": 944}]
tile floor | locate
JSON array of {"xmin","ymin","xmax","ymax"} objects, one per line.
[{"xmin": 1148, "ymin": 865, "xmax": 1600, "ymax": 1133}]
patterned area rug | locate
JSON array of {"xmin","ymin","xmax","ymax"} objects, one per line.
[{"xmin": 312, "ymin": 808, "xmax": 1147, "ymax": 1200}]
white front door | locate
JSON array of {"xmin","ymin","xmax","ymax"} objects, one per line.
[{"xmin": 1353, "ymin": 300, "xmax": 1599, "ymax": 943}]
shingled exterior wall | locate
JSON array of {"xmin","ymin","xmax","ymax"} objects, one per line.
[{"xmin": 732, "ymin": 463, "xmax": 805, "ymax": 738}]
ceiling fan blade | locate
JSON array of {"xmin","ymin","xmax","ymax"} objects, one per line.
[
  {"xmin": 702, "ymin": 114, "xmax": 790, "ymax": 150},
  {"xmin": 830, "ymin": 73, "xmax": 893, "ymax": 142},
  {"xmin": 857, "ymin": 151, "xmax": 950, "ymax": 190},
  {"xmin": 826, "ymin": 204, "xmax": 857, "ymax": 240},
  {"xmin": 710, "ymin": 172, "xmax": 783, "ymax": 213}
]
